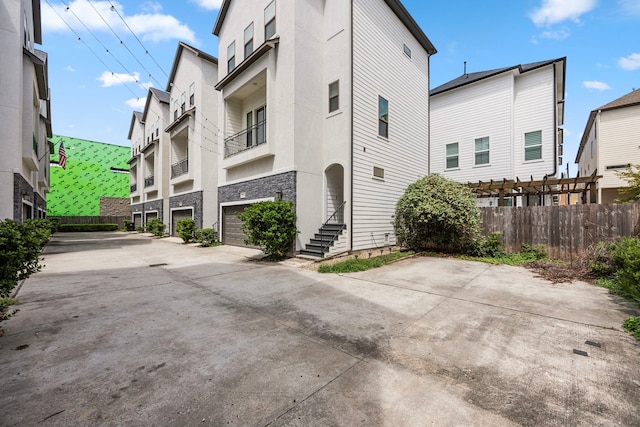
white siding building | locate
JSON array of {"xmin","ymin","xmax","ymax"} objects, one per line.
[
  {"xmin": 0, "ymin": 0, "xmax": 52, "ymax": 221},
  {"xmin": 128, "ymin": 88, "xmax": 171, "ymax": 228},
  {"xmin": 575, "ymin": 89, "xmax": 640, "ymax": 204},
  {"xmin": 430, "ymin": 58, "xmax": 565, "ymax": 207},
  {"xmin": 213, "ymin": 0, "xmax": 436, "ymax": 255},
  {"xmin": 164, "ymin": 42, "xmax": 219, "ymax": 235}
]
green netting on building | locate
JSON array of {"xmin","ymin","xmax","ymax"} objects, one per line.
[{"xmin": 47, "ymin": 135, "xmax": 130, "ymax": 216}]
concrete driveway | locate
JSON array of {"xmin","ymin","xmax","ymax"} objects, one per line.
[{"xmin": 1, "ymin": 232, "xmax": 638, "ymax": 426}]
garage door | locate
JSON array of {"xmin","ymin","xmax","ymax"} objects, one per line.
[
  {"xmin": 133, "ymin": 213, "xmax": 142, "ymax": 229},
  {"xmin": 222, "ymin": 204, "xmax": 256, "ymax": 247},
  {"xmin": 171, "ymin": 209, "xmax": 193, "ymax": 236},
  {"xmin": 145, "ymin": 212, "xmax": 157, "ymax": 225}
]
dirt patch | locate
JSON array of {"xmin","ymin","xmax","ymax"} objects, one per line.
[{"xmin": 524, "ymin": 260, "xmax": 596, "ymax": 284}]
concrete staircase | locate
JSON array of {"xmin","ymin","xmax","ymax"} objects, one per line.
[{"xmin": 300, "ymin": 223, "xmax": 346, "ymax": 257}]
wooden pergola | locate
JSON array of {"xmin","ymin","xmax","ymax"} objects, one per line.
[{"xmin": 467, "ymin": 171, "xmax": 601, "ymax": 206}]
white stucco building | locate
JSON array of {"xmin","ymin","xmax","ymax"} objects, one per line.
[
  {"xmin": 0, "ymin": 0, "xmax": 52, "ymax": 221},
  {"xmin": 430, "ymin": 58, "xmax": 566, "ymax": 207},
  {"xmin": 213, "ymin": 0, "xmax": 436, "ymax": 255},
  {"xmin": 128, "ymin": 88, "xmax": 171, "ymax": 228},
  {"xmin": 576, "ymin": 89, "xmax": 640, "ymax": 204}
]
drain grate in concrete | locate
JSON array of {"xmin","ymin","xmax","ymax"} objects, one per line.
[
  {"xmin": 585, "ymin": 340, "xmax": 601, "ymax": 348},
  {"xmin": 149, "ymin": 263, "xmax": 168, "ymax": 267},
  {"xmin": 573, "ymin": 349, "xmax": 589, "ymax": 357}
]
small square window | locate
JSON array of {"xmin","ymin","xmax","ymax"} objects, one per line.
[
  {"xmin": 329, "ymin": 81, "xmax": 339, "ymax": 113},
  {"xmin": 403, "ymin": 44, "xmax": 411, "ymax": 58},
  {"xmin": 378, "ymin": 96, "xmax": 388, "ymax": 138},
  {"xmin": 373, "ymin": 166, "xmax": 385, "ymax": 179},
  {"xmin": 475, "ymin": 137, "xmax": 490, "ymax": 165},
  {"xmin": 265, "ymin": 1, "xmax": 276, "ymax": 39}
]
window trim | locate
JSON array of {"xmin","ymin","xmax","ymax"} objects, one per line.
[
  {"xmin": 244, "ymin": 23, "xmax": 254, "ymax": 59},
  {"xmin": 328, "ymin": 80, "xmax": 340, "ymax": 113},
  {"xmin": 189, "ymin": 83, "xmax": 195, "ymax": 107},
  {"xmin": 474, "ymin": 136, "xmax": 490, "ymax": 166},
  {"xmin": 227, "ymin": 41, "xmax": 236, "ymax": 73},
  {"xmin": 403, "ymin": 43, "xmax": 412, "ymax": 58},
  {"xmin": 524, "ymin": 130, "xmax": 542, "ymax": 162},
  {"xmin": 373, "ymin": 166, "xmax": 385, "ymax": 180},
  {"xmin": 378, "ymin": 96, "xmax": 389, "ymax": 139},
  {"xmin": 445, "ymin": 142, "xmax": 459, "ymax": 169},
  {"xmin": 264, "ymin": 1, "xmax": 276, "ymax": 39}
]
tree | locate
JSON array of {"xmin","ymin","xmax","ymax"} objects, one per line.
[
  {"xmin": 238, "ymin": 201, "xmax": 298, "ymax": 259},
  {"xmin": 394, "ymin": 174, "xmax": 480, "ymax": 252},
  {"xmin": 616, "ymin": 164, "xmax": 640, "ymax": 202}
]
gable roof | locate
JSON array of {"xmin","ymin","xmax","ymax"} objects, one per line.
[
  {"xmin": 431, "ymin": 57, "xmax": 566, "ymax": 96},
  {"xmin": 141, "ymin": 88, "xmax": 170, "ymax": 122},
  {"xmin": 166, "ymin": 42, "xmax": 218, "ymax": 92},
  {"xmin": 127, "ymin": 111, "xmax": 144, "ymax": 140},
  {"xmin": 212, "ymin": 0, "xmax": 436, "ymax": 55},
  {"xmin": 575, "ymin": 89, "xmax": 640, "ymax": 163}
]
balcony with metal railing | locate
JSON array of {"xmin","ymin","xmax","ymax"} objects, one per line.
[
  {"xmin": 130, "ymin": 183, "xmax": 137, "ymax": 193},
  {"xmin": 224, "ymin": 120, "xmax": 267, "ymax": 158},
  {"xmin": 144, "ymin": 175, "xmax": 154, "ymax": 187},
  {"xmin": 171, "ymin": 158, "xmax": 189, "ymax": 179}
]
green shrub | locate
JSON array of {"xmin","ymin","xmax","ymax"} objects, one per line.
[
  {"xmin": 47, "ymin": 217, "xmax": 60, "ymax": 233},
  {"xmin": 145, "ymin": 218, "xmax": 166, "ymax": 237},
  {"xmin": 394, "ymin": 174, "xmax": 480, "ymax": 252},
  {"xmin": 194, "ymin": 228, "xmax": 219, "ymax": 247},
  {"xmin": 469, "ymin": 232, "xmax": 505, "ymax": 257},
  {"xmin": 135, "ymin": 226, "xmax": 144, "ymax": 232},
  {"xmin": 586, "ymin": 241, "xmax": 616, "ymax": 277},
  {"xmin": 237, "ymin": 201, "xmax": 298, "ymax": 259},
  {"xmin": 609, "ymin": 237, "xmax": 640, "ymax": 301},
  {"xmin": 58, "ymin": 224, "xmax": 118, "ymax": 232},
  {"xmin": 521, "ymin": 244, "xmax": 548, "ymax": 261},
  {"xmin": 0, "ymin": 219, "xmax": 51, "ymax": 323},
  {"xmin": 318, "ymin": 251, "xmax": 413, "ymax": 273},
  {"xmin": 623, "ymin": 316, "xmax": 640, "ymax": 340},
  {"xmin": 176, "ymin": 219, "xmax": 196, "ymax": 243}
]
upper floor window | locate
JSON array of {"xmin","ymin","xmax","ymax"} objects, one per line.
[
  {"xmin": 189, "ymin": 83, "xmax": 195, "ymax": 107},
  {"xmin": 475, "ymin": 137, "xmax": 490, "ymax": 165},
  {"xmin": 173, "ymin": 100, "xmax": 178, "ymax": 121},
  {"xmin": 403, "ymin": 44, "xmax": 412, "ymax": 58},
  {"xmin": 180, "ymin": 93, "xmax": 186, "ymax": 115},
  {"xmin": 446, "ymin": 143, "xmax": 459, "ymax": 169},
  {"xmin": 244, "ymin": 23, "xmax": 254, "ymax": 58},
  {"xmin": 227, "ymin": 41, "xmax": 236, "ymax": 72},
  {"xmin": 378, "ymin": 96, "xmax": 388, "ymax": 138},
  {"xmin": 329, "ymin": 81, "xmax": 339, "ymax": 113},
  {"xmin": 265, "ymin": 1, "xmax": 276, "ymax": 39},
  {"xmin": 524, "ymin": 130, "xmax": 542, "ymax": 161}
]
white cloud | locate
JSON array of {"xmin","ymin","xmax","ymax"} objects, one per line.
[
  {"xmin": 64, "ymin": 65, "xmax": 76, "ymax": 72},
  {"xmin": 530, "ymin": 0, "xmax": 597, "ymax": 26},
  {"xmin": 618, "ymin": 0, "xmax": 640, "ymax": 16},
  {"xmin": 619, "ymin": 53, "xmax": 640, "ymax": 71},
  {"xmin": 98, "ymin": 71, "xmax": 141, "ymax": 87},
  {"xmin": 583, "ymin": 81, "xmax": 611, "ymax": 91},
  {"xmin": 532, "ymin": 26, "xmax": 570, "ymax": 43},
  {"xmin": 189, "ymin": 0, "xmax": 223, "ymax": 10},
  {"xmin": 126, "ymin": 97, "xmax": 147, "ymax": 109},
  {"xmin": 42, "ymin": 0, "xmax": 196, "ymax": 44}
]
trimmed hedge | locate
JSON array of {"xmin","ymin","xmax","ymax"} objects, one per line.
[{"xmin": 58, "ymin": 224, "xmax": 119, "ymax": 232}]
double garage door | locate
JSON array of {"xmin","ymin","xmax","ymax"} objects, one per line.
[{"xmin": 222, "ymin": 204, "xmax": 257, "ymax": 248}]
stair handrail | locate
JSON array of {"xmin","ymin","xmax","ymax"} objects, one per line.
[{"xmin": 321, "ymin": 201, "xmax": 347, "ymax": 256}]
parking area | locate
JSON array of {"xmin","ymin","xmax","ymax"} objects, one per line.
[{"xmin": 1, "ymin": 232, "xmax": 638, "ymax": 426}]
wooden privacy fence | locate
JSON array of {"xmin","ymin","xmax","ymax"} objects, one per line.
[
  {"xmin": 479, "ymin": 202, "xmax": 640, "ymax": 260},
  {"xmin": 49, "ymin": 216, "xmax": 129, "ymax": 230}
]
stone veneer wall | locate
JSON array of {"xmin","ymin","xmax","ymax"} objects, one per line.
[
  {"xmin": 100, "ymin": 197, "xmax": 130, "ymax": 216},
  {"xmin": 169, "ymin": 191, "xmax": 204, "ymax": 230},
  {"xmin": 34, "ymin": 193, "xmax": 46, "ymax": 218},
  {"xmin": 130, "ymin": 199, "xmax": 164, "ymax": 225},
  {"xmin": 13, "ymin": 173, "xmax": 33, "ymax": 221}
]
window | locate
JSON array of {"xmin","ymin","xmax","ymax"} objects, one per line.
[
  {"xmin": 524, "ymin": 130, "xmax": 542, "ymax": 161},
  {"xmin": 244, "ymin": 23, "xmax": 254, "ymax": 58},
  {"xmin": 174, "ymin": 100, "xmax": 178, "ymax": 121},
  {"xmin": 403, "ymin": 44, "xmax": 411, "ymax": 58},
  {"xmin": 328, "ymin": 81, "xmax": 339, "ymax": 113},
  {"xmin": 180, "ymin": 93, "xmax": 186, "ymax": 115},
  {"xmin": 378, "ymin": 96, "xmax": 388, "ymax": 138},
  {"xmin": 265, "ymin": 1, "xmax": 276, "ymax": 39},
  {"xmin": 189, "ymin": 83, "xmax": 195, "ymax": 107},
  {"xmin": 373, "ymin": 166, "xmax": 385, "ymax": 179},
  {"xmin": 227, "ymin": 41, "xmax": 236, "ymax": 72},
  {"xmin": 606, "ymin": 164, "xmax": 631, "ymax": 170},
  {"xmin": 446, "ymin": 143, "xmax": 459, "ymax": 169},
  {"xmin": 474, "ymin": 137, "xmax": 490, "ymax": 165}
]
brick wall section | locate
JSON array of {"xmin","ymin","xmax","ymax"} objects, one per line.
[
  {"xmin": 13, "ymin": 173, "xmax": 33, "ymax": 221},
  {"xmin": 169, "ymin": 191, "xmax": 204, "ymax": 229},
  {"xmin": 100, "ymin": 197, "xmax": 130, "ymax": 216}
]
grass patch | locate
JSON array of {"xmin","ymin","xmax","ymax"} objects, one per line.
[
  {"xmin": 318, "ymin": 251, "xmax": 414, "ymax": 274},
  {"xmin": 460, "ymin": 245, "xmax": 548, "ymax": 266},
  {"xmin": 623, "ymin": 317, "xmax": 640, "ymax": 340}
]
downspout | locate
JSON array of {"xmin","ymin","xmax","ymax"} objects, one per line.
[
  {"xmin": 427, "ymin": 54, "xmax": 431, "ymax": 175},
  {"xmin": 350, "ymin": 0, "xmax": 354, "ymax": 251}
]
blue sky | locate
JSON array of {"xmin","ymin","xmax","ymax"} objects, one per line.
[{"xmin": 41, "ymin": 0, "xmax": 639, "ymax": 175}]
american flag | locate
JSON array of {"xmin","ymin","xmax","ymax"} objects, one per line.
[{"xmin": 58, "ymin": 141, "xmax": 66, "ymax": 169}]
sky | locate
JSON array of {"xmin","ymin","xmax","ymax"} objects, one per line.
[{"xmin": 40, "ymin": 0, "xmax": 640, "ymax": 175}]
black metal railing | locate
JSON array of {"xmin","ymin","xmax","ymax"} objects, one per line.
[
  {"xmin": 321, "ymin": 201, "xmax": 347, "ymax": 255},
  {"xmin": 144, "ymin": 175, "xmax": 154, "ymax": 187},
  {"xmin": 224, "ymin": 120, "xmax": 266, "ymax": 158},
  {"xmin": 130, "ymin": 183, "xmax": 137, "ymax": 193},
  {"xmin": 171, "ymin": 158, "xmax": 189, "ymax": 178}
]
